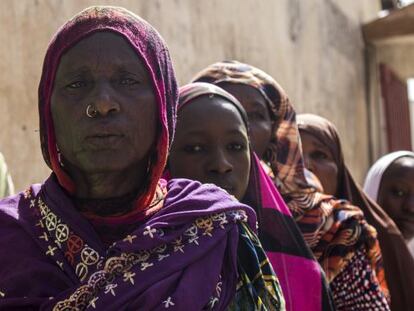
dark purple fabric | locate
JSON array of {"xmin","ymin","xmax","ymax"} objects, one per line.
[{"xmin": 0, "ymin": 175, "xmax": 257, "ymax": 310}]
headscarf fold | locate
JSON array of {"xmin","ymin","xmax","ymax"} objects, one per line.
[
  {"xmin": 298, "ymin": 115, "xmax": 414, "ymax": 311},
  {"xmin": 192, "ymin": 61, "xmax": 390, "ymax": 309},
  {"xmin": 176, "ymin": 82, "xmax": 334, "ymax": 311},
  {"xmin": 38, "ymin": 6, "xmax": 177, "ymax": 223}
]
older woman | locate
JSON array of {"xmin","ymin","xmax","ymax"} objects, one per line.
[
  {"xmin": 298, "ymin": 114, "xmax": 414, "ymax": 311},
  {"xmin": 168, "ymin": 82, "xmax": 335, "ymax": 311},
  {"xmin": 192, "ymin": 61, "xmax": 390, "ymax": 310},
  {"xmin": 0, "ymin": 8, "xmax": 285, "ymax": 310}
]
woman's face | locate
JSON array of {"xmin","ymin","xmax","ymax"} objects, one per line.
[
  {"xmin": 378, "ymin": 156, "xmax": 414, "ymax": 240},
  {"xmin": 169, "ymin": 96, "xmax": 251, "ymax": 200},
  {"xmin": 299, "ymin": 131, "xmax": 338, "ymax": 196},
  {"xmin": 51, "ymin": 32, "xmax": 157, "ymax": 175},
  {"xmin": 219, "ymin": 83, "xmax": 273, "ymax": 160}
]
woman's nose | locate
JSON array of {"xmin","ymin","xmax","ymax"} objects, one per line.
[
  {"xmin": 92, "ymin": 83, "xmax": 121, "ymax": 117},
  {"xmin": 208, "ymin": 149, "xmax": 233, "ymax": 174}
]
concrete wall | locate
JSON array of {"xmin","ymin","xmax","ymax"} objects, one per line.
[{"xmin": 0, "ymin": 0, "xmax": 381, "ymax": 192}]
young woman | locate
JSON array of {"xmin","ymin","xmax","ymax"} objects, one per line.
[
  {"xmin": 192, "ymin": 61, "xmax": 390, "ymax": 310},
  {"xmin": 364, "ymin": 151, "xmax": 414, "ymax": 242},
  {"xmin": 168, "ymin": 82, "xmax": 335, "ymax": 311},
  {"xmin": 0, "ymin": 8, "xmax": 284, "ymax": 310},
  {"xmin": 298, "ymin": 114, "xmax": 414, "ymax": 310}
]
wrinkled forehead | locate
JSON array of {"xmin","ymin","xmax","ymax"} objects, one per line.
[
  {"xmin": 55, "ymin": 31, "xmax": 149, "ymax": 78},
  {"xmin": 46, "ymin": 7, "xmax": 164, "ymax": 78}
]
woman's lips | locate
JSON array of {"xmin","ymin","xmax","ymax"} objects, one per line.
[{"xmin": 84, "ymin": 134, "xmax": 124, "ymax": 149}]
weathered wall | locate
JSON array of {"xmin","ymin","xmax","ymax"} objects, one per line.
[
  {"xmin": 0, "ymin": 0, "xmax": 380, "ymax": 191},
  {"xmin": 376, "ymin": 37, "xmax": 414, "ymax": 81},
  {"xmin": 366, "ymin": 36, "xmax": 414, "ymax": 161}
]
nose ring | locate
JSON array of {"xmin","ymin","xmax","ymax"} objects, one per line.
[{"xmin": 86, "ymin": 104, "xmax": 98, "ymax": 118}]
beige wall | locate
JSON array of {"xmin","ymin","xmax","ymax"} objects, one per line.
[
  {"xmin": 0, "ymin": 0, "xmax": 380, "ymax": 192},
  {"xmin": 375, "ymin": 37, "xmax": 414, "ymax": 81},
  {"xmin": 366, "ymin": 36, "xmax": 414, "ymax": 161}
]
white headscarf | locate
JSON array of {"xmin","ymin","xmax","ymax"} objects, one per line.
[{"xmin": 363, "ymin": 151, "xmax": 414, "ymax": 202}]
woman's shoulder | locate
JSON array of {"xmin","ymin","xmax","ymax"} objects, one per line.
[
  {"xmin": 0, "ymin": 185, "xmax": 56, "ymax": 273},
  {"xmin": 0, "ymin": 184, "xmax": 44, "ymax": 255},
  {"xmin": 0, "ymin": 184, "xmax": 42, "ymax": 221},
  {"xmin": 165, "ymin": 177, "xmax": 232, "ymax": 199},
  {"xmin": 164, "ymin": 177, "xmax": 239, "ymax": 208}
]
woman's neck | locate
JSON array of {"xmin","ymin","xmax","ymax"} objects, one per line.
[
  {"xmin": 66, "ymin": 161, "xmax": 147, "ymax": 200},
  {"xmin": 73, "ymin": 190, "xmax": 138, "ymax": 217}
]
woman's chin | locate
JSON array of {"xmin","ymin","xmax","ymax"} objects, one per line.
[{"xmin": 75, "ymin": 156, "xmax": 135, "ymax": 174}]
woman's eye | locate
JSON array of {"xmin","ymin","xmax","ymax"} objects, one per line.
[
  {"xmin": 228, "ymin": 143, "xmax": 245, "ymax": 151},
  {"xmin": 183, "ymin": 145, "xmax": 204, "ymax": 153},
  {"xmin": 311, "ymin": 150, "xmax": 328, "ymax": 160},
  {"xmin": 66, "ymin": 81, "xmax": 86, "ymax": 89},
  {"xmin": 392, "ymin": 188, "xmax": 406, "ymax": 197},
  {"xmin": 120, "ymin": 78, "xmax": 139, "ymax": 86}
]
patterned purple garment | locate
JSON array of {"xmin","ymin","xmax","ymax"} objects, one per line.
[{"xmin": 0, "ymin": 176, "xmax": 256, "ymax": 310}]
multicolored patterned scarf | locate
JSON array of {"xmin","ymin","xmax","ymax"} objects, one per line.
[
  {"xmin": 298, "ymin": 114, "xmax": 414, "ymax": 310},
  {"xmin": 192, "ymin": 61, "xmax": 390, "ymax": 310},
  {"xmin": 175, "ymin": 82, "xmax": 334, "ymax": 311}
]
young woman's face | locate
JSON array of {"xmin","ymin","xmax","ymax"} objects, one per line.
[
  {"xmin": 169, "ymin": 96, "xmax": 250, "ymax": 200},
  {"xmin": 378, "ymin": 156, "xmax": 414, "ymax": 240},
  {"xmin": 219, "ymin": 83, "xmax": 273, "ymax": 160},
  {"xmin": 299, "ymin": 131, "xmax": 338, "ymax": 196}
]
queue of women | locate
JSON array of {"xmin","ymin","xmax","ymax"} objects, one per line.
[{"xmin": 0, "ymin": 6, "xmax": 413, "ymax": 310}]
